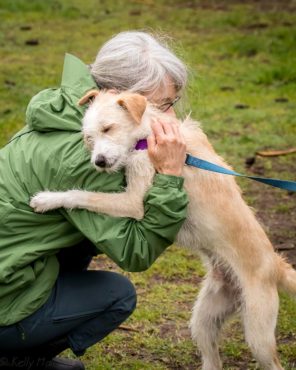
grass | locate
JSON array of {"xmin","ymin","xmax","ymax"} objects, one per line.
[{"xmin": 1, "ymin": 0, "xmax": 296, "ymax": 369}]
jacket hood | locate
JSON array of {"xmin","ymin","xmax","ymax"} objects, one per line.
[{"xmin": 25, "ymin": 54, "xmax": 97, "ymax": 133}]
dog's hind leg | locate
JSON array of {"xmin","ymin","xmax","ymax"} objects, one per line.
[
  {"xmin": 190, "ymin": 268, "xmax": 238, "ymax": 370},
  {"xmin": 241, "ymin": 281, "xmax": 283, "ymax": 370}
]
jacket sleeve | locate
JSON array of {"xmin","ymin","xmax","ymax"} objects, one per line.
[{"xmin": 60, "ymin": 173, "xmax": 188, "ymax": 272}]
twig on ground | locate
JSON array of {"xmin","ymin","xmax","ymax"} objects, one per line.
[
  {"xmin": 118, "ymin": 325, "xmax": 140, "ymax": 332},
  {"xmin": 256, "ymin": 148, "xmax": 296, "ymax": 157}
]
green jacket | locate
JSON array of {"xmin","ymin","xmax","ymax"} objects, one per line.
[{"xmin": 0, "ymin": 54, "xmax": 188, "ymax": 326}]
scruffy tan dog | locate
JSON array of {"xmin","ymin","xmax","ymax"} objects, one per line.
[{"xmin": 31, "ymin": 90, "xmax": 296, "ymax": 370}]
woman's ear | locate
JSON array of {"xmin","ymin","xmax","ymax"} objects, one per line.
[
  {"xmin": 117, "ymin": 93, "xmax": 147, "ymax": 124},
  {"xmin": 78, "ymin": 90, "xmax": 100, "ymax": 106}
]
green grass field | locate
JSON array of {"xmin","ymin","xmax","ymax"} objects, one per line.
[{"xmin": 0, "ymin": 1, "xmax": 295, "ymax": 369}]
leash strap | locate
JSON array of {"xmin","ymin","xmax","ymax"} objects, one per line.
[{"xmin": 185, "ymin": 154, "xmax": 296, "ymax": 192}]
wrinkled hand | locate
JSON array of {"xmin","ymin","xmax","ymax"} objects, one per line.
[{"xmin": 147, "ymin": 119, "xmax": 186, "ymax": 177}]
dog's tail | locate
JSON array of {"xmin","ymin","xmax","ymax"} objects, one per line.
[{"xmin": 277, "ymin": 254, "xmax": 296, "ymax": 297}]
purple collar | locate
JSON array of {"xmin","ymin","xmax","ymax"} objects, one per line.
[{"xmin": 135, "ymin": 139, "xmax": 148, "ymax": 150}]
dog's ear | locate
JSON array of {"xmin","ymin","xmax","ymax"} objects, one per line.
[
  {"xmin": 78, "ymin": 90, "xmax": 100, "ymax": 106},
  {"xmin": 117, "ymin": 94, "xmax": 147, "ymax": 125}
]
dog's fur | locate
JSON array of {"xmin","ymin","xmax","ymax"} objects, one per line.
[{"xmin": 31, "ymin": 91, "xmax": 296, "ymax": 370}]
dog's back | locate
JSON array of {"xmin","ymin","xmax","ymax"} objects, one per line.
[{"xmin": 178, "ymin": 117, "xmax": 296, "ymax": 290}]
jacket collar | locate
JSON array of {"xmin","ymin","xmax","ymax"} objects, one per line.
[{"xmin": 61, "ymin": 53, "xmax": 97, "ymax": 98}]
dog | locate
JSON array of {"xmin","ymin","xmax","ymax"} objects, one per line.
[{"xmin": 30, "ymin": 90, "xmax": 296, "ymax": 370}]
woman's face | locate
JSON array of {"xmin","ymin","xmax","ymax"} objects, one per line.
[{"xmin": 146, "ymin": 76, "xmax": 179, "ymax": 116}]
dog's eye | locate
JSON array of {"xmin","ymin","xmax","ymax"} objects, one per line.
[{"xmin": 102, "ymin": 125, "xmax": 113, "ymax": 134}]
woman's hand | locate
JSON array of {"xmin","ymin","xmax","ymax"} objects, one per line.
[{"xmin": 147, "ymin": 119, "xmax": 186, "ymax": 177}]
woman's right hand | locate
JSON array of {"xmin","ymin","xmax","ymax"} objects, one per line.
[{"xmin": 147, "ymin": 119, "xmax": 186, "ymax": 177}]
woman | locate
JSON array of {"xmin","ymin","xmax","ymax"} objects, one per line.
[{"xmin": 0, "ymin": 31, "xmax": 188, "ymax": 370}]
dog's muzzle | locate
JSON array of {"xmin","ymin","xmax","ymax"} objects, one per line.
[{"xmin": 95, "ymin": 155, "xmax": 108, "ymax": 168}]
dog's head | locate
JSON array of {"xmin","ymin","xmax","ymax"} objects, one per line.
[{"xmin": 79, "ymin": 90, "xmax": 149, "ymax": 173}]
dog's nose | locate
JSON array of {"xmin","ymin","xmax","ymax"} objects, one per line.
[{"xmin": 95, "ymin": 155, "xmax": 107, "ymax": 167}]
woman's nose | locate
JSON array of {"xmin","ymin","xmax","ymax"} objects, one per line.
[{"xmin": 165, "ymin": 107, "xmax": 176, "ymax": 117}]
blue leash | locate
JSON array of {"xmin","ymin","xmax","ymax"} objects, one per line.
[{"xmin": 185, "ymin": 154, "xmax": 296, "ymax": 192}]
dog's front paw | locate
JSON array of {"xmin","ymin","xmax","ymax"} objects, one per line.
[{"xmin": 30, "ymin": 192, "xmax": 62, "ymax": 213}]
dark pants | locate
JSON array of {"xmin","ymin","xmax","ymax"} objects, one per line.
[{"xmin": 0, "ymin": 241, "xmax": 137, "ymax": 356}]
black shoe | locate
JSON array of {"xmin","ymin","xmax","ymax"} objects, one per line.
[
  {"xmin": 0, "ymin": 354, "xmax": 85, "ymax": 370},
  {"xmin": 0, "ymin": 356, "xmax": 85, "ymax": 369},
  {"xmin": 42, "ymin": 357, "xmax": 85, "ymax": 370}
]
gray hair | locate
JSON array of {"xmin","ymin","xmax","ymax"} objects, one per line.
[{"xmin": 90, "ymin": 31, "xmax": 187, "ymax": 97}]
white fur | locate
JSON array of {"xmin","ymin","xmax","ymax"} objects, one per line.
[{"xmin": 31, "ymin": 91, "xmax": 296, "ymax": 370}]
